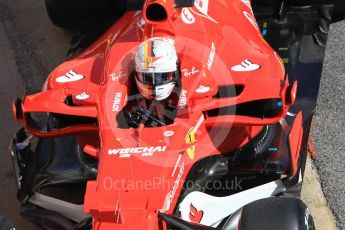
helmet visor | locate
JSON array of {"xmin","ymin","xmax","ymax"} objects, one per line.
[{"xmin": 136, "ymin": 71, "xmax": 176, "ymax": 85}]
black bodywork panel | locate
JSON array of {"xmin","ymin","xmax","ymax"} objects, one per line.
[{"xmin": 10, "ymin": 129, "xmax": 97, "ymax": 203}]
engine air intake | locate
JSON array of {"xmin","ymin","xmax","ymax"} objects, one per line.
[{"xmin": 145, "ymin": 3, "xmax": 168, "ymax": 22}]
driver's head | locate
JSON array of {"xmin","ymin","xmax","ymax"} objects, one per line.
[{"xmin": 135, "ymin": 37, "xmax": 179, "ymax": 101}]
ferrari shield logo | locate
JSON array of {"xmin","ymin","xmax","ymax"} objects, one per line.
[
  {"xmin": 187, "ymin": 146, "xmax": 196, "ymax": 160},
  {"xmin": 186, "ymin": 130, "xmax": 196, "ymax": 160}
]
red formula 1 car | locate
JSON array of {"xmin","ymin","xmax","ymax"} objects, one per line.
[{"xmin": 9, "ymin": 0, "xmax": 343, "ymax": 229}]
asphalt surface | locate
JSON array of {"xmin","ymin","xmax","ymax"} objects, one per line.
[
  {"xmin": 0, "ymin": 0, "xmax": 70, "ymax": 228},
  {"xmin": 312, "ymin": 19, "xmax": 345, "ymax": 229},
  {"xmin": 0, "ymin": 0, "xmax": 344, "ymax": 229}
]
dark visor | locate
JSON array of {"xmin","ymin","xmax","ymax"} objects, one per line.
[{"xmin": 136, "ymin": 71, "xmax": 176, "ymax": 85}]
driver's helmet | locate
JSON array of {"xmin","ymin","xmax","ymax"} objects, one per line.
[{"xmin": 135, "ymin": 37, "xmax": 179, "ymax": 101}]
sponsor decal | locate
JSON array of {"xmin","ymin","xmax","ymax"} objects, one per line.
[
  {"xmin": 76, "ymin": 92, "xmax": 90, "ymax": 100},
  {"xmin": 143, "ymin": 40, "xmax": 164, "ymax": 69},
  {"xmin": 185, "ymin": 115, "xmax": 204, "ymax": 160},
  {"xmin": 179, "ymin": 179, "xmax": 286, "ymax": 225},
  {"xmin": 164, "ymin": 130, "xmax": 175, "ymax": 137},
  {"xmin": 189, "ymin": 203, "xmax": 204, "ymax": 223},
  {"xmin": 181, "ymin": 8, "xmax": 195, "ymax": 24},
  {"xmin": 159, "ymin": 139, "xmax": 170, "ymax": 143},
  {"xmin": 195, "ymin": 0, "xmax": 209, "ymax": 15},
  {"xmin": 192, "ymin": 0, "xmax": 218, "ymax": 23},
  {"xmin": 169, "ymin": 162, "xmax": 184, "ymax": 203},
  {"xmin": 231, "ymin": 59, "xmax": 260, "ymax": 72},
  {"xmin": 186, "ymin": 130, "xmax": 196, "ymax": 160},
  {"xmin": 287, "ymin": 112, "xmax": 297, "ymax": 117},
  {"xmin": 274, "ymin": 52, "xmax": 285, "ymax": 78},
  {"xmin": 145, "ymin": 56, "xmax": 163, "ymax": 69},
  {"xmin": 110, "ymin": 71, "xmax": 126, "ymax": 82},
  {"xmin": 181, "ymin": 0, "xmax": 218, "ymax": 24},
  {"xmin": 186, "ymin": 130, "xmax": 196, "ymax": 144},
  {"xmin": 241, "ymin": 0, "xmax": 254, "ymax": 14},
  {"xmin": 243, "ymin": 11, "xmax": 260, "ymax": 31},
  {"xmin": 187, "ymin": 146, "xmax": 196, "ymax": 160},
  {"xmin": 207, "ymin": 42, "xmax": 216, "ymax": 71},
  {"xmin": 112, "ymin": 92, "xmax": 122, "ymax": 112},
  {"xmin": 56, "ymin": 70, "xmax": 85, "ymax": 83},
  {"xmin": 108, "ymin": 146, "xmax": 167, "ymax": 158},
  {"xmin": 196, "ymin": 85, "xmax": 211, "ymax": 93},
  {"xmin": 193, "ymin": 115, "xmax": 205, "ymax": 133},
  {"xmin": 182, "ymin": 67, "xmax": 200, "ymax": 77},
  {"xmin": 179, "ymin": 90, "xmax": 188, "ymax": 108}
]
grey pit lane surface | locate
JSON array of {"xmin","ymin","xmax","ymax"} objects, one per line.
[
  {"xmin": 0, "ymin": 0, "xmax": 70, "ymax": 229},
  {"xmin": 0, "ymin": 0, "xmax": 344, "ymax": 230}
]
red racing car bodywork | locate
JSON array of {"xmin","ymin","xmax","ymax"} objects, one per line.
[{"xmin": 11, "ymin": 0, "xmax": 308, "ymax": 229}]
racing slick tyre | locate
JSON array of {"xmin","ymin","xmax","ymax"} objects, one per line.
[
  {"xmin": 44, "ymin": 0, "xmax": 125, "ymax": 28},
  {"xmin": 222, "ymin": 197, "xmax": 314, "ymax": 230},
  {"xmin": 0, "ymin": 217, "xmax": 15, "ymax": 230}
]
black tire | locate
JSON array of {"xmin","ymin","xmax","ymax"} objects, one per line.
[
  {"xmin": 332, "ymin": 0, "xmax": 345, "ymax": 22},
  {"xmin": 0, "ymin": 217, "xmax": 15, "ymax": 230},
  {"xmin": 44, "ymin": 0, "xmax": 125, "ymax": 28},
  {"xmin": 223, "ymin": 197, "xmax": 315, "ymax": 230}
]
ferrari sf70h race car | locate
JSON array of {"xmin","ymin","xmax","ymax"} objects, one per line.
[{"xmin": 8, "ymin": 0, "xmax": 344, "ymax": 229}]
